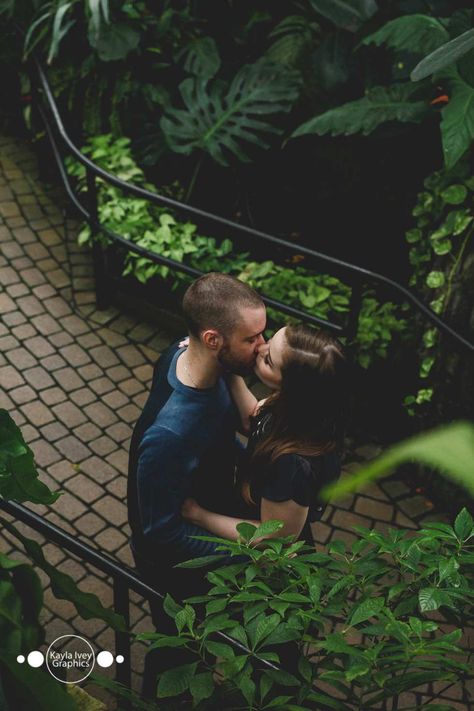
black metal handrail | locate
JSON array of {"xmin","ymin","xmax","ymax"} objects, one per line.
[{"xmin": 32, "ymin": 57, "xmax": 474, "ymax": 352}]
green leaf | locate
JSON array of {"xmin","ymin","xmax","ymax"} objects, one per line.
[
  {"xmin": 157, "ymin": 662, "xmax": 198, "ymax": 697},
  {"xmin": 454, "ymin": 508, "xmax": 474, "ymax": 540},
  {"xmin": 161, "ymin": 60, "xmax": 301, "ymax": 166},
  {"xmin": 348, "ymin": 597, "xmax": 385, "ymax": 627},
  {"xmin": 0, "ymin": 515, "xmax": 126, "ymax": 631},
  {"xmin": 440, "ymin": 69, "xmax": 474, "ymax": 169},
  {"xmin": 189, "ymin": 672, "xmax": 214, "ymax": 705},
  {"xmin": 176, "ymin": 36, "xmax": 221, "ymax": 79},
  {"xmin": 309, "ymin": 0, "xmax": 377, "ymax": 32},
  {"xmin": 323, "ymin": 422, "xmax": 474, "ymax": 501},
  {"xmin": 163, "ymin": 593, "xmax": 182, "ymax": 618},
  {"xmin": 91, "ymin": 23, "xmax": 140, "ymax": 62},
  {"xmin": 292, "ymin": 83, "xmax": 429, "ymax": 139},
  {"xmin": 0, "ymin": 650, "xmax": 76, "ymax": 710},
  {"xmin": 411, "ymin": 28, "xmax": 474, "ymax": 81},
  {"xmin": 236, "ymin": 522, "xmax": 258, "ymax": 542},
  {"xmin": 362, "ymin": 15, "xmax": 449, "ymax": 55},
  {"xmin": 204, "ymin": 640, "xmax": 235, "ymax": 660},
  {"xmin": 426, "ymin": 270, "xmax": 445, "ymax": 288},
  {"xmin": 175, "ymin": 605, "xmax": 195, "ymax": 633},
  {"xmin": 252, "ymin": 520, "xmax": 285, "ymax": 541},
  {"xmin": 441, "ymin": 184, "xmax": 468, "ymax": 204}
]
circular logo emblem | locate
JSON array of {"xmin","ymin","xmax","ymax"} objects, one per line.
[{"xmin": 46, "ymin": 635, "xmax": 95, "ymax": 684}]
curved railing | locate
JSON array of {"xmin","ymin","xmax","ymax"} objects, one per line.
[{"xmin": 31, "ymin": 57, "xmax": 474, "ymax": 353}]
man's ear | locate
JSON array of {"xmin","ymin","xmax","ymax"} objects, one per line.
[{"xmin": 202, "ymin": 329, "xmax": 223, "ymax": 350}]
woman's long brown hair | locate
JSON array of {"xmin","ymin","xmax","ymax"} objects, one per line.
[{"xmin": 241, "ymin": 324, "xmax": 348, "ymax": 504}]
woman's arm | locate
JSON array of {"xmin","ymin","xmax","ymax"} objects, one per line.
[
  {"xmin": 181, "ymin": 497, "xmax": 259, "ymax": 541},
  {"xmin": 181, "ymin": 497, "xmax": 308, "ymax": 542},
  {"xmin": 227, "ymin": 375, "xmax": 259, "ymax": 433}
]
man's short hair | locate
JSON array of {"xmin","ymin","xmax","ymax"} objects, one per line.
[{"xmin": 182, "ymin": 272, "xmax": 264, "ymax": 338}]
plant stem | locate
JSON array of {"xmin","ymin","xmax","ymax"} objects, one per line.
[
  {"xmin": 445, "ymin": 227, "xmax": 473, "ymax": 309},
  {"xmin": 185, "ymin": 155, "xmax": 203, "ymax": 203}
]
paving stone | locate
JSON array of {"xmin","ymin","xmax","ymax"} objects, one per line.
[
  {"xmin": 132, "ymin": 391, "xmax": 147, "ymax": 409},
  {"xmin": 106, "ymin": 477, "xmax": 126, "ymax": 499},
  {"xmin": 77, "ymin": 332, "xmax": 102, "ymax": 349},
  {"xmin": 55, "ymin": 492, "xmax": 88, "ymax": 521},
  {"xmin": 22, "ymin": 267, "xmax": 47, "ymax": 287},
  {"xmin": 354, "ymin": 497, "xmax": 394, "ymax": 522},
  {"xmin": 33, "ymin": 284, "xmax": 56, "ymax": 299},
  {"xmin": 24, "ymin": 335, "xmax": 55, "ymax": 357},
  {"xmin": 2, "ymin": 311, "xmax": 27, "ymax": 327},
  {"xmin": 11, "ymin": 323, "xmax": 36, "ymax": 341},
  {"xmin": 107, "ymin": 422, "xmax": 132, "ymax": 443},
  {"xmin": 23, "ymin": 242, "xmax": 49, "ymax": 261},
  {"xmin": 84, "ymin": 401, "xmax": 118, "ymax": 428},
  {"xmin": 96, "ymin": 328, "xmax": 128, "ymax": 348},
  {"xmin": 29, "ymin": 439, "xmax": 61, "ymax": 468},
  {"xmin": 20, "ymin": 423, "xmax": 39, "ymax": 443},
  {"xmin": 52, "ymin": 367, "xmax": 85, "ymax": 392},
  {"xmin": 90, "ymin": 377, "xmax": 116, "ymax": 396},
  {"xmin": 79, "ymin": 456, "xmax": 118, "ymax": 484},
  {"xmin": 38, "ymin": 227, "xmax": 62, "ymax": 246},
  {"xmin": 6, "ymin": 282, "xmax": 29, "ymax": 298},
  {"xmin": 132, "ymin": 364, "xmax": 153, "ymax": 383},
  {"xmin": 48, "ymin": 331, "xmax": 74, "ymax": 347},
  {"xmin": 105, "ymin": 448, "xmax": 128, "ymax": 475},
  {"xmin": 9, "ymin": 384, "xmax": 37, "ymax": 405},
  {"xmin": 395, "ymin": 511, "xmax": 418, "ymax": 529},
  {"xmin": 74, "ymin": 422, "xmax": 102, "ymax": 443},
  {"xmin": 78, "ymin": 363, "xmax": 103, "ymax": 381},
  {"xmin": 94, "ymin": 527, "xmax": 127, "ymax": 553},
  {"xmin": 65, "ymin": 474, "xmax": 104, "ymax": 504},
  {"xmin": 40, "ymin": 386, "xmax": 68, "ymax": 406},
  {"xmin": 331, "ymin": 509, "xmax": 373, "ymax": 532},
  {"xmin": 52, "ymin": 401, "xmax": 87, "ymax": 428},
  {"xmin": 1, "ymin": 240, "xmax": 22, "ymax": 258},
  {"xmin": 55, "ymin": 435, "xmax": 91, "ymax": 463},
  {"xmin": 398, "ymin": 495, "xmax": 433, "ymax": 519},
  {"xmin": 115, "ymin": 344, "xmax": 146, "ymax": 368},
  {"xmin": 60, "ymin": 343, "xmax": 91, "ymax": 367},
  {"xmin": 0, "ymin": 335, "xmax": 20, "ymax": 351},
  {"xmin": 70, "ymin": 387, "xmax": 97, "ymax": 407},
  {"xmin": 20, "ymin": 400, "xmax": 54, "ymax": 426},
  {"xmin": 94, "ymin": 496, "xmax": 128, "ymax": 527},
  {"xmin": 102, "ymin": 390, "xmax": 129, "ymax": 410},
  {"xmin": 0, "ymin": 266, "xmax": 20, "ymax": 285},
  {"xmin": 23, "ymin": 365, "xmax": 55, "ymax": 390},
  {"xmin": 43, "ymin": 296, "xmax": 73, "ymax": 319},
  {"xmin": 380, "ymin": 479, "xmax": 411, "ymax": 498},
  {"xmin": 106, "ymin": 365, "xmax": 131, "ymax": 383},
  {"xmin": 117, "ymin": 403, "xmax": 140, "ymax": 424},
  {"xmin": 61, "ymin": 314, "xmax": 90, "ymax": 336},
  {"xmin": 40, "ymin": 421, "xmax": 69, "ymax": 442},
  {"xmin": 89, "ymin": 435, "xmax": 117, "ymax": 457},
  {"xmin": 31, "ymin": 313, "xmax": 62, "ymax": 336},
  {"xmin": 118, "ymin": 378, "xmax": 143, "ymax": 397},
  {"xmin": 0, "ymin": 293, "xmax": 16, "ymax": 313},
  {"xmin": 75, "ymin": 511, "xmax": 107, "ymax": 537},
  {"xmin": 47, "ymin": 460, "xmax": 77, "ymax": 483},
  {"xmin": 0, "ymin": 365, "xmax": 25, "ymax": 390},
  {"xmin": 41, "ymin": 353, "xmax": 67, "ymax": 371},
  {"xmin": 89, "ymin": 344, "xmax": 120, "ymax": 368}
]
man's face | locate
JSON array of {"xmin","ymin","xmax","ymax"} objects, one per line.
[{"xmin": 217, "ymin": 306, "xmax": 266, "ymax": 375}]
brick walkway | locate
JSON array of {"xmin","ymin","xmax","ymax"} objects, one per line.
[{"xmin": 0, "ymin": 134, "xmax": 472, "ymax": 710}]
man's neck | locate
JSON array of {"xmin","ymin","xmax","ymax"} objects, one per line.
[{"xmin": 177, "ymin": 340, "xmax": 222, "ymax": 389}]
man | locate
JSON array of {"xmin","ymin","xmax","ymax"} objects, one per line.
[{"xmin": 127, "ymin": 273, "xmax": 265, "ymax": 691}]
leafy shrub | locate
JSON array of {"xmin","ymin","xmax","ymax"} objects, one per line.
[
  {"xmin": 138, "ymin": 512, "xmax": 474, "ymax": 709},
  {"xmin": 66, "ymin": 134, "xmax": 407, "ymax": 369}
]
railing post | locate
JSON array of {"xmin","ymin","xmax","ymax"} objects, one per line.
[
  {"xmin": 113, "ymin": 577, "xmax": 132, "ymax": 709},
  {"xmin": 86, "ymin": 169, "xmax": 110, "ymax": 310},
  {"xmin": 345, "ymin": 280, "xmax": 364, "ymax": 351}
]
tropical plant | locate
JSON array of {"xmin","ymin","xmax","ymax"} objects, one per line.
[
  {"xmin": 136, "ymin": 510, "xmax": 474, "ymax": 709},
  {"xmin": 291, "ymin": 7, "xmax": 474, "ymax": 170},
  {"xmin": 0, "ymin": 409, "xmax": 126, "ymax": 708},
  {"xmin": 66, "ymin": 133, "xmax": 407, "ymax": 369}
]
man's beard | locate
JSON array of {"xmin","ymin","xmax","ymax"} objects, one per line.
[{"xmin": 217, "ymin": 343, "xmax": 256, "ymax": 376}]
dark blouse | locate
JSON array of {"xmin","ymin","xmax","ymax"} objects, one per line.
[{"xmin": 241, "ymin": 410, "xmax": 341, "ymax": 543}]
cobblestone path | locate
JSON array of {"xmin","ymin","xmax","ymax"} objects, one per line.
[{"xmin": 0, "ymin": 133, "xmax": 471, "ymax": 709}]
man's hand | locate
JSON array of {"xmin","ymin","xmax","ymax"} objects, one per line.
[
  {"xmin": 181, "ymin": 497, "xmax": 202, "ymax": 524},
  {"xmin": 179, "ymin": 336, "xmax": 190, "ymax": 348}
]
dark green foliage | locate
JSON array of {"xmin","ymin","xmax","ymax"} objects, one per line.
[{"xmin": 136, "ymin": 510, "xmax": 474, "ymax": 709}]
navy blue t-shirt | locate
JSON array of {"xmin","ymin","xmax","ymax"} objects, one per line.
[{"xmin": 127, "ymin": 342, "xmax": 239, "ymax": 555}]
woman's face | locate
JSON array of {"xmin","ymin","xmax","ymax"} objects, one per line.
[{"xmin": 254, "ymin": 327, "xmax": 286, "ymax": 389}]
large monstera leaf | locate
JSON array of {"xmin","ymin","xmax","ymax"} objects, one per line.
[{"xmin": 160, "ymin": 60, "xmax": 301, "ymax": 166}]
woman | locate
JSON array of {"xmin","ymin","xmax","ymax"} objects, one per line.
[{"xmin": 181, "ymin": 324, "xmax": 348, "ymax": 546}]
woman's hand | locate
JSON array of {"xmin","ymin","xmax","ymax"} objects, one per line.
[
  {"xmin": 181, "ymin": 497, "xmax": 202, "ymax": 524},
  {"xmin": 179, "ymin": 336, "xmax": 190, "ymax": 348}
]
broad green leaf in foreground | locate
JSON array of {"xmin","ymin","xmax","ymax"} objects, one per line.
[
  {"xmin": 0, "ymin": 515, "xmax": 126, "ymax": 632},
  {"xmin": 309, "ymin": 0, "xmax": 377, "ymax": 32},
  {"xmin": 0, "ymin": 409, "xmax": 60, "ymax": 505},
  {"xmin": 291, "ymin": 83, "xmax": 429, "ymax": 138},
  {"xmin": 411, "ymin": 28, "xmax": 474, "ymax": 81},
  {"xmin": 323, "ymin": 421, "xmax": 474, "ymax": 499}
]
